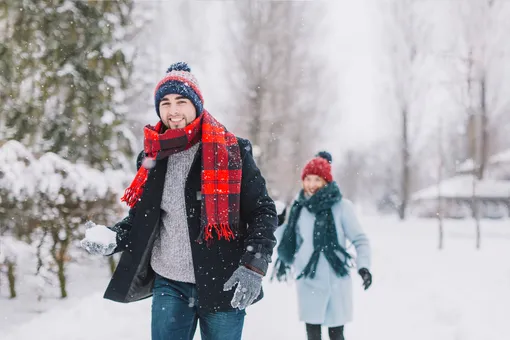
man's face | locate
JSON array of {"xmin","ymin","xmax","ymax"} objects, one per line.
[
  {"xmin": 159, "ymin": 94, "xmax": 197, "ymax": 129},
  {"xmin": 303, "ymin": 175, "xmax": 327, "ymax": 196}
]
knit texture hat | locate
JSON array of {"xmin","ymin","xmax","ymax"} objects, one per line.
[
  {"xmin": 154, "ymin": 62, "xmax": 204, "ymax": 117},
  {"xmin": 301, "ymin": 151, "xmax": 333, "ymax": 183}
]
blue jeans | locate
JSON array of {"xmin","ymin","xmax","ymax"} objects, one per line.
[{"xmin": 151, "ymin": 275, "xmax": 245, "ymax": 340}]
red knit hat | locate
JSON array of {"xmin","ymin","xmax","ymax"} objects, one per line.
[{"xmin": 301, "ymin": 151, "xmax": 333, "ymax": 183}]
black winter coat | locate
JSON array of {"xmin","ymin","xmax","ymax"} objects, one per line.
[{"xmin": 104, "ymin": 138, "xmax": 277, "ymax": 312}]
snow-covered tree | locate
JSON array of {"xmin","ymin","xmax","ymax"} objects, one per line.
[
  {"xmin": 0, "ymin": 0, "xmax": 136, "ymax": 170},
  {"xmin": 446, "ymin": 0, "xmax": 510, "ymax": 179},
  {"xmin": 0, "ymin": 0, "xmax": 142, "ymax": 298},
  {"xmin": 226, "ymin": 1, "xmax": 335, "ymax": 201},
  {"xmin": 378, "ymin": 0, "xmax": 433, "ymax": 219}
]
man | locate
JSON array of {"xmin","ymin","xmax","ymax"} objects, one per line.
[{"xmin": 81, "ymin": 62, "xmax": 278, "ymax": 340}]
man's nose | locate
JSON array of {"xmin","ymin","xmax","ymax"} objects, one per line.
[{"xmin": 169, "ymin": 108, "xmax": 180, "ymax": 116}]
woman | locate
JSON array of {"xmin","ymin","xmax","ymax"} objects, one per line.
[{"xmin": 273, "ymin": 152, "xmax": 372, "ymax": 340}]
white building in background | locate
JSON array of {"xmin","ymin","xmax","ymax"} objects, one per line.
[
  {"xmin": 410, "ymin": 148, "xmax": 510, "ymax": 219},
  {"xmin": 456, "ymin": 148, "xmax": 510, "ymax": 181},
  {"xmin": 409, "ymin": 175, "xmax": 510, "ymax": 219}
]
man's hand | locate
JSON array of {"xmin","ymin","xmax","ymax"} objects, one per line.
[
  {"xmin": 223, "ymin": 266, "xmax": 263, "ymax": 310},
  {"xmin": 358, "ymin": 268, "xmax": 372, "ymax": 290},
  {"xmin": 80, "ymin": 221, "xmax": 117, "ymax": 256}
]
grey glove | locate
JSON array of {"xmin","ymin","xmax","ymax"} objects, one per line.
[
  {"xmin": 80, "ymin": 221, "xmax": 117, "ymax": 256},
  {"xmin": 223, "ymin": 266, "xmax": 263, "ymax": 310}
]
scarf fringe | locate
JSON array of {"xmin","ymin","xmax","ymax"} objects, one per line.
[
  {"xmin": 297, "ymin": 249, "xmax": 352, "ymax": 280},
  {"xmin": 324, "ymin": 247, "xmax": 353, "ymax": 277},
  {"xmin": 196, "ymin": 223, "xmax": 235, "ymax": 243},
  {"xmin": 120, "ymin": 166, "xmax": 149, "ymax": 208},
  {"xmin": 297, "ymin": 250, "xmax": 321, "ymax": 279}
]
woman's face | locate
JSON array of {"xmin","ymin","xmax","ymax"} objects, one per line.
[{"xmin": 303, "ymin": 175, "xmax": 327, "ymax": 196}]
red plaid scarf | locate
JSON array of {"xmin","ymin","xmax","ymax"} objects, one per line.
[{"xmin": 121, "ymin": 110, "xmax": 242, "ymax": 242}]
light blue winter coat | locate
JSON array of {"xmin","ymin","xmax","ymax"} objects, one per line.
[{"xmin": 275, "ymin": 199, "xmax": 371, "ymax": 327}]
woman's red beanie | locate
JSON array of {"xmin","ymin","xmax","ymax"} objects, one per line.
[{"xmin": 301, "ymin": 151, "xmax": 333, "ymax": 183}]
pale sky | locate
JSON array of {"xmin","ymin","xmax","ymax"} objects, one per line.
[{"xmin": 323, "ymin": 0, "xmax": 381, "ymax": 150}]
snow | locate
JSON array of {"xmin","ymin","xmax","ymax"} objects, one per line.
[
  {"xmin": 38, "ymin": 153, "xmax": 108, "ymax": 201},
  {"xmin": 0, "ymin": 140, "xmax": 37, "ymax": 201},
  {"xmin": 491, "ymin": 148, "xmax": 510, "ymax": 165},
  {"xmin": 0, "ymin": 140, "xmax": 130, "ymax": 202},
  {"xmin": 274, "ymin": 200, "xmax": 286, "ymax": 215},
  {"xmin": 412, "ymin": 174, "xmax": 510, "ymax": 200},
  {"xmin": 82, "ymin": 222, "xmax": 116, "ymax": 246},
  {"xmin": 457, "ymin": 148, "xmax": 510, "ymax": 173},
  {"xmin": 55, "ymin": 64, "xmax": 76, "ymax": 77},
  {"xmin": 100, "ymin": 110, "xmax": 116, "ymax": 125},
  {"xmin": 2, "ymin": 216, "xmax": 510, "ymax": 339},
  {"xmin": 456, "ymin": 158, "xmax": 475, "ymax": 173},
  {"xmin": 55, "ymin": 1, "xmax": 77, "ymax": 14},
  {"xmin": 0, "ymin": 236, "xmax": 34, "ymax": 263},
  {"xmin": 0, "ymin": 256, "xmax": 114, "ymax": 334}
]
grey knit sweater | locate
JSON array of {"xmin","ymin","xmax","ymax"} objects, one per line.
[{"xmin": 150, "ymin": 143, "xmax": 200, "ymax": 283}]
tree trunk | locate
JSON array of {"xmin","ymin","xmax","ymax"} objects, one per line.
[
  {"xmin": 472, "ymin": 177, "xmax": 482, "ymax": 249},
  {"xmin": 50, "ymin": 231, "xmax": 69, "ymax": 299},
  {"xmin": 399, "ymin": 107, "xmax": 410, "ymax": 220},
  {"xmin": 56, "ymin": 240, "xmax": 69, "ymax": 299},
  {"xmin": 438, "ymin": 206, "xmax": 444, "ymax": 250},
  {"xmin": 7, "ymin": 260, "xmax": 16, "ymax": 298},
  {"xmin": 249, "ymin": 86, "xmax": 263, "ymax": 168},
  {"xmin": 437, "ymin": 117, "xmax": 444, "ymax": 250},
  {"xmin": 478, "ymin": 75, "xmax": 489, "ymax": 179},
  {"xmin": 474, "ymin": 76, "xmax": 484, "ymax": 249},
  {"xmin": 36, "ymin": 228, "xmax": 48, "ymax": 274}
]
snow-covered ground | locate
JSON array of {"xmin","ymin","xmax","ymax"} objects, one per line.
[
  {"xmin": 2, "ymin": 216, "xmax": 510, "ymax": 339},
  {"xmin": 0, "ymin": 255, "xmax": 114, "ymax": 334}
]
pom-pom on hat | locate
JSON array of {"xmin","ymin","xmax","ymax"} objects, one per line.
[
  {"xmin": 154, "ymin": 62, "xmax": 204, "ymax": 117},
  {"xmin": 316, "ymin": 151, "xmax": 332, "ymax": 164}
]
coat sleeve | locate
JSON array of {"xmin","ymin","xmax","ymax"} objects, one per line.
[
  {"xmin": 108, "ymin": 151, "xmax": 145, "ymax": 255},
  {"xmin": 340, "ymin": 199, "xmax": 371, "ymax": 270},
  {"xmin": 237, "ymin": 138, "xmax": 277, "ymax": 275}
]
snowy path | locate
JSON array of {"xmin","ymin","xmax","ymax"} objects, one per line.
[{"xmin": 3, "ymin": 217, "xmax": 510, "ymax": 339}]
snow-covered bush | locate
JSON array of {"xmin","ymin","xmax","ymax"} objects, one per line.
[{"xmin": 0, "ymin": 141, "xmax": 131, "ymax": 298}]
